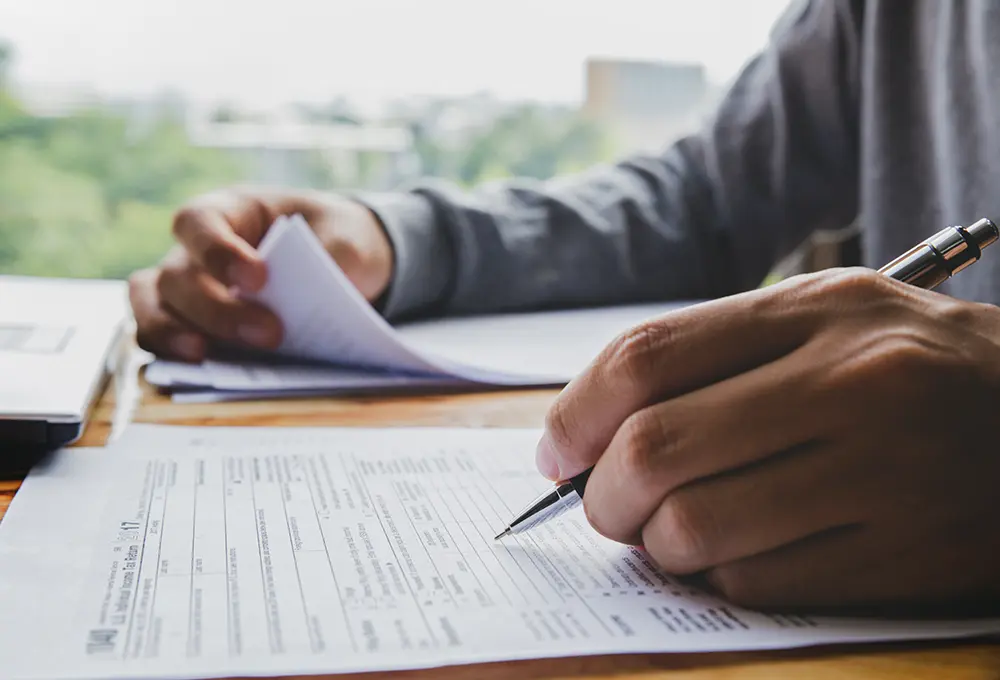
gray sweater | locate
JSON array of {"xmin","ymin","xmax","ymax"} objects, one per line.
[{"xmin": 359, "ymin": 0, "xmax": 1000, "ymax": 321}]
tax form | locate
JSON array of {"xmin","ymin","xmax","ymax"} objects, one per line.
[{"xmin": 2, "ymin": 425, "xmax": 998, "ymax": 680}]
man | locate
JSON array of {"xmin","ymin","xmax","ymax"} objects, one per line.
[{"xmin": 130, "ymin": 0, "xmax": 1000, "ymax": 613}]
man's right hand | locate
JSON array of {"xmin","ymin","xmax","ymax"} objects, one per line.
[{"xmin": 129, "ymin": 188, "xmax": 395, "ymax": 362}]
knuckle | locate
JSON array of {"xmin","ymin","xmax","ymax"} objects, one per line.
[
  {"xmin": 940, "ymin": 298, "xmax": 991, "ymax": 328},
  {"xmin": 582, "ymin": 494, "xmax": 622, "ymax": 543},
  {"xmin": 171, "ymin": 205, "xmax": 206, "ymax": 240},
  {"xmin": 645, "ymin": 492, "xmax": 712, "ymax": 572},
  {"xmin": 706, "ymin": 566, "xmax": 765, "ymax": 608},
  {"xmin": 873, "ymin": 335, "xmax": 937, "ymax": 373},
  {"xmin": 127, "ymin": 268, "xmax": 153, "ymax": 299},
  {"xmin": 616, "ymin": 411, "xmax": 668, "ymax": 480},
  {"xmin": 154, "ymin": 266, "xmax": 175, "ymax": 300},
  {"xmin": 823, "ymin": 330, "xmax": 942, "ymax": 400},
  {"xmin": 819, "ymin": 267, "xmax": 887, "ymax": 300},
  {"xmin": 860, "ymin": 334, "xmax": 938, "ymax": 387},
  {"xmin": 201, "ymin": 241, "xmax": 234, "ymax": 276},
  {"xmin": 154, "ymin": 262, "xmax": 188, "ymax": 303},
  {"xmin": 543, "ymin": 398, "xmax": 575, "ymax": 454},
  {"xmin": 607, "ymin": 320, "xmax": 673, "ymax": 390}
]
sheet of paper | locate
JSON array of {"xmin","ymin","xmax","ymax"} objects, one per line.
[
  {"xmin": 145, "ymin": 360, "xmax": 214, "ymax": 388},
  {"xmin": 203, "ymin": 359, "xmax": 465, "ymax": 392},
  {"xmin": 394, "ymin": 303, "xmax": 686, "ymax": 380},
  {"xmin": 168, "ymin": 388, "xmax": 355, "ymax": 404},
  {"xmin": 245, "ymin": 215, "xmax": 452, "ymax": 378},
  {"xmin": 146, "ymin": 299, "xmax": 691, "ymax": 402},
  {"xmin": 2, "ymin": 425, "xmax": 998, "ymax": 680},
  {"xmin": 147, "ymin": 212, "xmax": 694, "ymax": 398},
  {"xmin": 147, "ymin": 358, "xmax": 471, "ymax": 403},
  {"xmin": 168, "ymin": 361, "xmax": 469, "ymax": 404},
  {"xmin": 244, "ymin": 214, "xmax": 691, "ymax": 384}
]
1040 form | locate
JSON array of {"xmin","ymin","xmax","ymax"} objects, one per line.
[{"xmin": 0, "ymin": 426, "xmax": 998, "ymax": 680}]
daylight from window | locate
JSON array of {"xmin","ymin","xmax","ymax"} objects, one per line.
[{"xmin": 0, "ymin": 0, "xmax": 790, "ymax": 279}]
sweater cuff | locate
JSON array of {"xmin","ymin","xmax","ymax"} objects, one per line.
[{"xmin": 351, "ymin": 191, "xmax": 451, "ymax": 321}]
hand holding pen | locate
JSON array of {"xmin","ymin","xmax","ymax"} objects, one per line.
[{"xmin": 496, "ymin": 219, "xmax": 1000, "ymax": 612}]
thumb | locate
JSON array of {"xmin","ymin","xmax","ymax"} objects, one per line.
[{"xmin": 536, "ymin": 370, "xmax": 623, "ymax": 482}]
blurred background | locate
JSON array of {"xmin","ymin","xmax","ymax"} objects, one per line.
[{"xmin": 0, "ymin": 0, "xmax": 792, "ymax": 280}]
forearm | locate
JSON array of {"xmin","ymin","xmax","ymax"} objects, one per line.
[
  {"xmin": 360, "ymin": 0, "xmax": 862, "ymax": 322},
  {"xmin": 360, "ymin": 146, "xmax": 741, "ymax": 321}
]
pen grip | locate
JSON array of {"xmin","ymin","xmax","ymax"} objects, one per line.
[{"xmin": 569, "ymin": 467, "xmax": 593, "ymax": 497}]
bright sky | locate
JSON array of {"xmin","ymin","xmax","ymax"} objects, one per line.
[{"xmin": 0, "ymin": 0, "xmax": 792, "ymax": 107}]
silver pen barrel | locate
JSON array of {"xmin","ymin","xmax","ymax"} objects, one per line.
[
  {"xmin": 494, "ymin": 480, "xmax": 581, "ymax": 540},
  {"xmin": 878, "ymin": 218, "xmax": 999, "ymax": 289}
]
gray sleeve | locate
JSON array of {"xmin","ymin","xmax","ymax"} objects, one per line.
[{"xmin": 357, "ymin": 0, "xmax": 862, "ymax": 322}]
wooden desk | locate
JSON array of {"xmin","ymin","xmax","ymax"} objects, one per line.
[{"xmin": 2, "ymin": 352, "xmax": 998, "ymax": 680}]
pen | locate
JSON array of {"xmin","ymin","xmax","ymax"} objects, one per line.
[{"xmin": 494, "ymin": 217, "xmax": 1000, "ymax": 541}]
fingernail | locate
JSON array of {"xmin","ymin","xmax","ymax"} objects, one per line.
[
  {"xmin": 228, "ymin": 262, "xmax": 264, "ymax": 292},
  {"xmin": 170, "ymin": 333, "xmax": 203, "ymax": 360},
  {"xmin": 535, "ymin": 435, "xmax": 561, "ymax": 480},
  {"xmin": 238, "ymin": 322, "xmax": 278, "ymax": 348}
]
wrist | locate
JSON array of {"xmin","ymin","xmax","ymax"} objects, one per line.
[
  {"xmin": 357, "ymin": 203, "xmax": 395, "ymax": 302},
  {"xmin": 350, "ymin": 191, "xmax": 452, "ymax": 321},
  {"xmin": 355, "ymin": 202, "xmax": 396, "ymax": 311}
]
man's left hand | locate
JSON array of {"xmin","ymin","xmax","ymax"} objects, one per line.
[{"xmin": 536, "ymin": 268, "xmax": 1000, "ymax": 612}]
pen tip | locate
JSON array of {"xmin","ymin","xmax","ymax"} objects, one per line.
[{"xmin": 494, "ymin": 528, "xmax": 510, "ymax": 541}]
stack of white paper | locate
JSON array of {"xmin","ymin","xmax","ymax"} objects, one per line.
[
  {"xmin": 146, "ymin": 214, "xmax": 693, "ymax": 402},
  {"xmin": 2, "ymin": 424, "xmax": 998, "ymax": 680}
]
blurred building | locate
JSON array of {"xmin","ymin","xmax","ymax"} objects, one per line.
[
  {"xmin": 583, "ymin": 58, "xmax": 712, "ymax": 155},
  {"xmin": 384, "ymin": 91, "xmax": 508, "ymax": 148}
]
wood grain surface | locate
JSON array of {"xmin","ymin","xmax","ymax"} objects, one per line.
[{"xmin": 1, "ymin": 350, "xmax": 998, "ymax": 679}]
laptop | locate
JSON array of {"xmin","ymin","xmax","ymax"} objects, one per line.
[{"xmin": 0, "ymin": 276, "xmax": 129, "ymax": 452}]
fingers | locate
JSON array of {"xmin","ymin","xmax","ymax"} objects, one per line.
[
  {"xmin": 129, "ymin": 268, "xmax": 206, "ymax": 361},
  {"xmin": 536, "ymin": 281, "xmax": 818, "ymax": 480},
  {"xmin": 157, "ymin": 258, "xmax": 283, "ymax": 349},
  {"xmin": 703, "ymin": 527, "xmax": 880, "ymax": 611},
  {"xmin": 639, "ymin": 442, "xmax": 864, "ymax": 575},
  {"xmin": 172, "ymin": 197, "xmax": 268, "ymax": 293},
  {"xmin": 581, "ymin": 347, "xmax": 832, "ymax": 545}
]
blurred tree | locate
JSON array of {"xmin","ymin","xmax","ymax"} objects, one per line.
[
  {"xmin": 298, "ymin": 150, "xmax": 340, "ymax": 190},
  {"xmin": 92, "ymin": 201, "xmax": 177, "ymax": 279},
  {"xmin": 0, "ymin": 40, "xmax": 25, "ymax": 125},
  {"xmin": 296, "ymin": 97, "xmax": 361, "ymax": 125},
  {"xmin": 0, "ymin": 69, "xmax": 614, "ymax": 280},
  {"xmin": 0, "ymin": 59, "xmax": 246, "ymax": 279},
  {"xmin": 410, "ymin": 121, "xmax": 449, "ymax": 176},
  {"xmin": 0, "ymin": 143, "xmax": 107, "ymax": 276},
  {"xmin": 0, "ymin": 40, "xmax": 11, "ymax": 84},
  {"xmin": 436, "ymin": 105, "xmax": 613, "ymax": 186}
]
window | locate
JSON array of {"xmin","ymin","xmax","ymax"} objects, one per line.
[{"xmin": 0, "ymin": 0, "xmax": 790, "ymax": 279}]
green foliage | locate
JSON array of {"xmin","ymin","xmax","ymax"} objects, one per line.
[
  {"xmin": 0, "ymin": 42, "xmax": 245, "ymax": 279},
  {"xmin": 0, "ymin": 143, "xmax": 106, "ymax": 275},
  {"xmin": 0, "ymin": 37, "xmax": 613, "ymax": 280},
  {"xmin": 0, "ymin": 40, "xmax": 11, "ymax": 86},
  {"xmin": 0, "ymin": 112, "xmax": 243, "ymax": 278},
  {"xmin": 93, "ymin": 202, "xmax": 178, "ymax": 279},
  {"xmin": 413, "ymin": 105, "xmax": 613, "ymax": 187}
]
